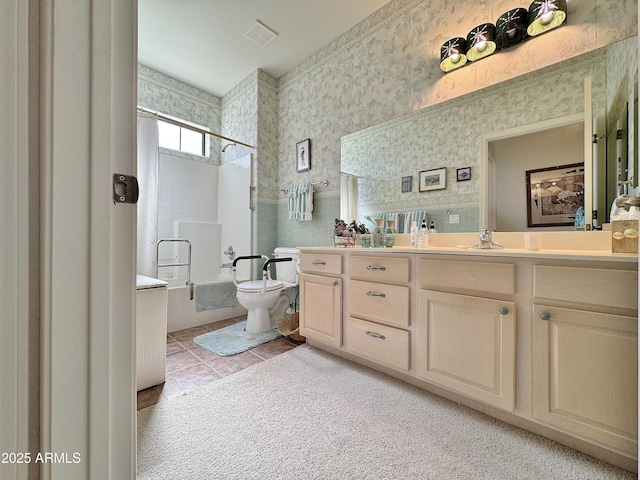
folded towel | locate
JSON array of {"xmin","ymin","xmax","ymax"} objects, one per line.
[
  {"xmin": 287, "ymin": 182, "xmax": 314, "ymax": 221},
  {"xmin": 287, "ymin": 184, "xmax": 298, "ymax": 220},
  {"xmin": 196, "ymin": 279, "xmax": 238, "ymax": 312},
  {"xmin": 297, "ymin": 182, "xmax": 313, "ymax": 221}
]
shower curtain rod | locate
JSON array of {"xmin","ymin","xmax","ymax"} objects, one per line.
[{"xmin": 137, "ymin": 107, "xmax": 255, "ymax": 149}]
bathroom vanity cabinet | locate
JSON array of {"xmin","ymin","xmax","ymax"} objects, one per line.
[
  {"xmin": 299, "ymin": 252, "xmax": 343, "ymax": 347},
  {"xmin": 417, "ymin": 259, "xmax": 516, "ymax": 412},
  {"xmin": 298, "ymin": 245, "xmax": 638, "ymax": 472}
]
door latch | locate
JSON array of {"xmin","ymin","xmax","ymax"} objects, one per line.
[{"xmin": 113, "ymin": 173, "xmax": 139, "ymax": 204}]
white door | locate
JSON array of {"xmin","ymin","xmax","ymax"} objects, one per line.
[{"xmin": 38, "ymin": 1, "xmax": 137, "ymax": 479}]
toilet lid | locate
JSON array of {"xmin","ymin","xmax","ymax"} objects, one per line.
[{"xmin": 236, "ymin": 279, "xmax": 284, "ymax": 293}]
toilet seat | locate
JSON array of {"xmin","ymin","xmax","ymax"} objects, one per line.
[{"xmin": 236, "ymin": 279, "xmax": 284, "ymax": 293}]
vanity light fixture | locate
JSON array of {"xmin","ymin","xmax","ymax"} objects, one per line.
[
  {"xmin": 466, "ymin": 23, "xmax": 496, "ymax": 62},
  {"xmin": 527, "ymin": 0, "xmax": 567, "ymax": 36},
  {"xmin": 495, "ymin": 7, "xmax": 529, "ymax": 50},
  {"xmin": 440, "ymin": 37, "xmax": 468, "ymax": 73}
]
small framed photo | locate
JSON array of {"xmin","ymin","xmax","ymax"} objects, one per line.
[
  {"xmin": 401, "ymin": 176, "xmax": 412, "ymax": 193},
  {"xmin": 457, "ymin": 167, "xmax": 471, "ymax": 182},
  {"xmin": 418, "ymin": 167, "xmax": 446, "ymax": 192},
  {"xmin": 296, "ymin": 138, "xmax": 311, "ymax": 172}
]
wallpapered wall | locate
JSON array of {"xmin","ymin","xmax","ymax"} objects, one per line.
[{"xmin": 275, "ymin": 0, "xmax": 637, "ymax": 247}]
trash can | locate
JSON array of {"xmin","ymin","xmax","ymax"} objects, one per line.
[{"xmin": 136, "ymin": 275, "xmax": 168, "ymax": 391}]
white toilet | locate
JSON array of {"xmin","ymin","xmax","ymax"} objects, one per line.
[{"xmin": 233, "ymin": 247, "xmax": 300, "ymax": 334}]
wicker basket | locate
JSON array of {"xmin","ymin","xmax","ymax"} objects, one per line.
[{"xmin": 278, "ymin": 312, "xmax": 305, "ymax": 342}]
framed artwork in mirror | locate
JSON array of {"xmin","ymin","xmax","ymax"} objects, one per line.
[
  {"xmin": 457, "ymin": 167, "xmax": 471, "ymax": 181},
  {"xmin": 526, "ymin": 162, "xmax": 584, "ymax": 227},
  {"xmin": 418, "ymin": 167, "xmax": 446, "ymax": 192},
  {"xmin": 296, "ymin": 138, "xmax": 311, "ymax": 172},
  {"xmin": 401, "ymin": 176, "xmax": 412, "ymax": 192}
]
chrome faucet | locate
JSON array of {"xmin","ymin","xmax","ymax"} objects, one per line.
[
  {"xmin": 223, "ymin": 245, "xmax": 235, "ymax": 260},
  {"xmin": 473, "ymin": 228, "xmax": 503, "ymax": 249},
  {"xmin": 220, "ymin": 262, "xmax": 233, "ymax": 269}
]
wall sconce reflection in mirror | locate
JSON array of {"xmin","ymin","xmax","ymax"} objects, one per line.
[
  {"xmin": 527, "ymin": 0, "xmax": 567, "ymax": 37},
  {"xmin": 466, "ymin": 23, "xmax": 496, "ymax": 62},
  {"xmin": 440, "ymin": 37, "xmax": 468, "ymax": 73},
  {"xmin": 495, "ymin": 7, "xmax": 529, "ymax": 50}
]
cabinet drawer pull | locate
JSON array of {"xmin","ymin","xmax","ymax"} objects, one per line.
[
  {"xmin": 366, "ymin": 291, "xmax": 386, "ymax": 298},
  {"xmin": 498, "ymin": 307, "xmax": 509, "ymax": 315},
  {"xmin": 312, "ymin": 260, "xmax": 326, "ymax": 265},
  {"xmin": 332, "ymin": 280, "xmax": 339, "ymax": 287},
  {"xmin": 539, "ymin": 312, "xmax": 551, "ymax": 321},
  {"xmin": 366, "ymin": 265, "xmax": 386, "ymax": 271},
  {"xmin": 365, "ymin": 330, "xmax": 386, "ymax": 340}
]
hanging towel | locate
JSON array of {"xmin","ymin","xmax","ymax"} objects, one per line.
[
  {"xmin": 287, "ymin": 184, "xmax": 299, "ymax": 220},
  {"xmin": 297, "ymin": 182, "xmax": 313, "ymax": 221},
  {"xmin": 195, "ymin": 278, "xmax": 238, "ymax": 312},
  {"xmin": 287, "ymin": 182, "xmax": 313, "ymax": 221}
]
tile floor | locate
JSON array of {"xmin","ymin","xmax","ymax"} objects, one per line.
[{"xmin": 136, "ymin": 315, "xmax": 304, "ymax": 410}]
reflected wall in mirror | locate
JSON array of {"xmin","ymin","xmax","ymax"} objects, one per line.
[{"xmin": 341, "ymin": 36, "xmax": 638, "ymax": 233}]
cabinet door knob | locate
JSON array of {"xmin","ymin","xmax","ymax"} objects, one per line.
[
  {"xmin": 539, "ymin": 312, "xmax": 551, "ymax": 321},
  {"xmin": 366, "ymin": 265, "xmax": 386, "ymax": 271},
  {"xmin": 498, "ymin": 307, "xmax": 509, "ymax": 315},
  {"xmin": 312, "ymin": 260, "xmax": 326, "ymax": 265},
  {"xmin": 366, "ymin": 291, "xmax": 386, "ymax": 298},
  {"xmin": 365, "ymin": 330, "xmax": 386, "ymax": 340},
  {"xmin": 332, "ymin": 280, "xmax": 339, "ymax": 287}
]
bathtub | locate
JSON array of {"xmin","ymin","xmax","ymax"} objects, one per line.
[{"xmin": 166, "ymin": 274, "xmax": 247, "ymax": 333}]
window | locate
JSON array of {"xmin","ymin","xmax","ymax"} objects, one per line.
[{"xmin": 157, "ymin": 118, "xmax": 205, "ymax": 156}]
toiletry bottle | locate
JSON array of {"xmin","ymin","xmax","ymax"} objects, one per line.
[
  {"xmin": 417, "ymin": 220, "xmax": 427, "ymax": 248},
  {"xmin": 428, "ymin": 220, "xmax": 437, "ymax": 234},
  {"xmin": 410, "ymin": 221, "xmax": 418, "ymax": 247}
]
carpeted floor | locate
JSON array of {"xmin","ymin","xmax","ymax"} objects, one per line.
[{"xmin": 137, "ymin": 345, "xmax": 636, "ymax": 480}]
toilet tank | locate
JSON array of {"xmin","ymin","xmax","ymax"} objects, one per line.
[{"xmin": 273, "ymin": 247, "xmax": 300, "ymax": 284}]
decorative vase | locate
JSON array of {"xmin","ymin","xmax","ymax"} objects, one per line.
[
  {"xmin": 384, "ymin": 220, "xmax": 397, "ymax": 247},
  {"xmin": 373, "ymin": 218, "xmax": 385, "ymax": 246}
]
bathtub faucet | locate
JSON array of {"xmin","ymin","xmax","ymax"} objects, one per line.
[
  {"xmin": 220, "ymin": 262, "xmax": 233, "ymax": 269},
  {"xmin": 223, "ymin": 245, "xmax": 235, "ymax": 260}
]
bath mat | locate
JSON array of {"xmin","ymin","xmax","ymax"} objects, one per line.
[{"xmin": 193, "ymin": 321, "xmax": 281, "ymax": 357}]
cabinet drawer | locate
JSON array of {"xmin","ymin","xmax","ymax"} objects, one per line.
[
  {"xmin": 349, "ymin": 255, "xmax": 410, "ymax": 283},
  {"xmin": 534, "ymin": 265, "xmax": 637, "ymax": 311},
  {"xmin": 348, "ymin": 279, "xmax": 410, "ymax": 326},
  {"xmin": 347, "ymin": 317, "xmax": 410, "ymax": 371},
  {"xmin": 419, "ymin": 259, "xmax": 515, "ymax": 296},
  {"xmin": 300, "ymin": 252, "xmax": 342, "ymax": 275}
]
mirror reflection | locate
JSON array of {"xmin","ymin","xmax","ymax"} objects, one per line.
[{"xmin": 340, "ymin": 36, "xmax": 638, "ymax": 233}]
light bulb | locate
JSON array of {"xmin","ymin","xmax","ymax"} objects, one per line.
[
  {"xmin": 476, "ymin": 40, "xmax": 487, "ymax": 52},
  {"xmin": 540, "ymin": 10, "xmax": 554, "ymax": 25},
  {"xmin": 450, "ymin": 53, "xmax": 461, "ymax": 63}
]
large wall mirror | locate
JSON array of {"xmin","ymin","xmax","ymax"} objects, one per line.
[{"xmin": 341, "ymin": 36, "xmax": 638, "ymax": 233}]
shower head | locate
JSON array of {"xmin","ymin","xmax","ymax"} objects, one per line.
[{"xmin": 221, "ymin": 142, "xmax": 237, "ymax": 153}]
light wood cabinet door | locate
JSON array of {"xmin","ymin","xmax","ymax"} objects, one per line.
[
  {"xmin": 299, "ymin": 273, "xmax": 342, "ymax": 347},
  {"xmin": 533, "ymin": 304, "xmax": 638, "ymax": 457},
  {"xmin": 417, "ymin": 290, "xmax": 516, "ymax": 412}
]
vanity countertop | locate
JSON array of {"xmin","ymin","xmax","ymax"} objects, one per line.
[{"xmin": 299, "ymin": 245, "xmax": 638, "ymax": 262}]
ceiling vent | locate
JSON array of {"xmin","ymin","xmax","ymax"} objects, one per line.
[{"xmin": 244, "ymin": 20, "xmax": 278, "ymax": 48}]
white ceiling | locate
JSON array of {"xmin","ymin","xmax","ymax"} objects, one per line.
[{"xmin": 138, "ymin": 0, "xmax": 393, "ymax": 98}]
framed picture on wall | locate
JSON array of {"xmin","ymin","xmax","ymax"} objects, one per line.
[
  {"xmin": 526, "ymin": 162, "xmax": 584, "ymax": 227},
  {"xmin": 296, "ymin": 138, "xmax": 311, "ymax": 172},
  {"xmin": 418, "ymin": 167, "xmax": 446, "ymax": 192},
  {"xmin": 457, "ymin": 167, "xmax": 471, "ymax": 181}
]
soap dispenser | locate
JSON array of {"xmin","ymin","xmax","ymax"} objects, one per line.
[
  {"xmin": 428, "ymin": 220, "xmax": 438, "ymax": 234},
  {"xmin": 417, "ymin": 220, "xmax": 428, "ymax": 248},
  {"xmin": 410, "ymin": 221, "xmax": 418, "ymax": 247}
]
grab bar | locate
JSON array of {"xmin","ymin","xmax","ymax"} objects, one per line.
[{"xmin": 156, "ymin": 238, "xmax": 194, "ymax": 299}]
